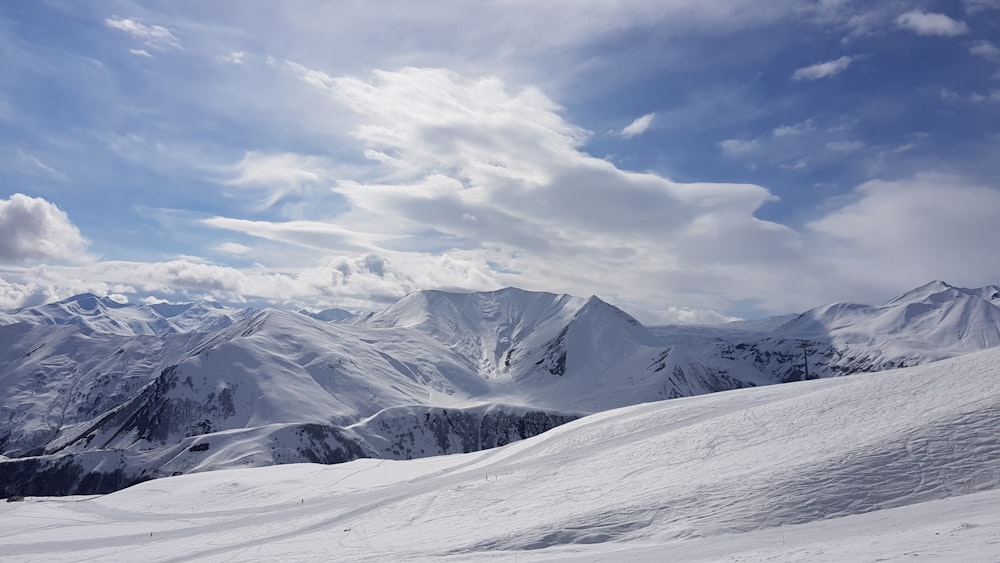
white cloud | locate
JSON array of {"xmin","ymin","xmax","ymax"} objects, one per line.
[
  {"xmin": 265, "ymin": 1, "xmax": 814, "ymax": 80},
  {"xmin": 222, "ymin": 51, "xmax": 246, "ymax": 64},
  {"xmin": 779, "ymin": 159, "xmax": 809, "ymax": 170},
  {"xmin": 940, "ymin": 89, "xmax": 961, "ymax": 103},
  {"xmin": 9, "ymin": 36, "xmax": 996, "ymax": 321},
  {"xmin": 617, "ymin": 113, "xmax": 655, "ymax": 139},
  {"xmin": 773, "ymin": 119, "xmax": 814, "ymax": 137},
  {"xmin": 653, "ymin": 306, "xmax": 740, "ymax": 325},
  {"xmin": 970, "ymin": 41, "xmax": 1000, "ymax": 61},
  {"xmin": 0, "ymin": 194, "xmax": 89, "ymax": 263},
  {"xmin": 969, "ymin": 90, "xmax": 1000, "ymax": 103},
  {"xmin": 129, "ymin": 48, "xmax": 152, "ymax": 58},
  {"xmin": 214, "ymin": 242, "xmax": 252, "ymax": 256},
  {"xmin": 718, "ymin": 138, "xmax": 760, "ymax": 156},
  {"xmin": 105, "ymin": 16, "xmax": 182, "ymax": 50},
  {"xmin": 809, "ymin": 174, "xmax": 1000, "ymax": 293},
  {"xmin": 205, "ymin": 65, "xmax": 992, "ymax": 316},
  {"xmin": 962, "ymin": 0, "xmax": 1000, "ymax": 13},
  {"xmin": 792, "ymin": 56, "xmax": 854, "ymax": 81},
  {"xmin": 896, "ymin": 11, "xmax": 969, "ymax": 37},
  {"xmin": 202, "ymin": 216, "xmax": 373, "ymax": 253},
  {"xmin": 840, "ymin": 10, "xmax": 887, "ymax": 42},
  {"xmin": 720, "ymin": 118, "xmax": 865, "ymax": 170},
  {"xmin": 0, "ymin": 274, "xmax": 103, "ymax": 310},
  {"xmin": 0, "ymin": 252, "xmax": 502, "ymax": 313},
  {"xmin": 221, "ymin": 152, "xmax": 333, "ymax": 209},
  {"xmin": 0, "ymin": 276, "xmax": 44, "ymax": 310},
  {"xmin": 273, "ymin": 65, "xmax": 813, "ymax": 317},
  {"xmin": 7, "ymin": 173, "xmax": 999, "ymax": 321}
]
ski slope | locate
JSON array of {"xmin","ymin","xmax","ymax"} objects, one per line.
[{"xmin": 3, "ymin": 345, "xmax": 999, "ymax": 562}]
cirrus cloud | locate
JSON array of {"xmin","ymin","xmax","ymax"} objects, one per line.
[
  {"xmin": 792, "ymin": 56, "xmax": 854, "ymax": 81},
  {"xmin": 221, "ymin": 152, "xmax": 335, "ymax": 210},
  {"xmin": 105, "ymin": 16, "xmax": 182, "ymax": 50}
]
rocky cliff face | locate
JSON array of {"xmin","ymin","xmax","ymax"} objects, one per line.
[
  {"xmin": 0, "ymin": 405, "xmax": 577, "ymax": 497},
  {"xmin": 356, "ymin": 406, "xmax": 580, "ymax": 460}
]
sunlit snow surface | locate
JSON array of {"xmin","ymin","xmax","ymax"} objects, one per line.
[{"xmin": 3, "ymin": 347, "xmax": 1000, "ymax": 562}]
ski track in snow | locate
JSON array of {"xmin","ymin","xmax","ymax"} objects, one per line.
[{"xmin": 3, "ymin": 347, "xmax": 1000, "ymax": 561}]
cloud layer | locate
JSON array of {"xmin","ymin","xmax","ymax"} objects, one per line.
[
  {"xmin": 205, "ymin": 66, "xmax": 809, "ymax": 318},
  {"xmin": 809, "ymin": 174, "xmax": 1000, "ymax": 290},
  {"xmin": 3, "ymin": 2, "xmax": 999, "ymax": 322}
]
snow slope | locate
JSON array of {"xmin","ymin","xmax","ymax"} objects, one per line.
[
  {"xmin": 360, "ymin": 288, "xmax": 739, "ymax": 412},
  {"xmin": 2, "ymin": 282, "xmax": 999, "ymax": 497},
  {"xmin": 361, "ymin": 287, "xmax": 655, "ymax": 381},
  {"xmin": 652, "ymin": 280, "xmax": 1000, "ymax": 382},
  {"xmin": 1, "ymin": 290, "xmax": 701, "ymax": 496},
  {"xmin": 775, "ymin": 280, "xmax": 1000, "ymax": 355},
  {"xmin": 3, "ymin": 346, "xmax": 999, "ymax": 561},
  {"xmin": 0, "ymin": 293, "xmax": 248, "ymax": 336}
]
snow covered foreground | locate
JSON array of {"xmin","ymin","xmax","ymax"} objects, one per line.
[{"xmin": 3, "ymin": 347, "xmax": 1000, "ymax": 562}]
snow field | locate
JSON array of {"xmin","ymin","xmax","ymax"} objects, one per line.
[{"xmin": 3, "ymin": 346, "xmax": 1000, "ymax": 561}]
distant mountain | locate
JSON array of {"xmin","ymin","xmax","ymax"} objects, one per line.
[
  {"xmin": 358, "ymin": 288, "xmax": 742, "ymax": 410},
  {"xmin": 2, "ymin": 282, "xmax": 999, "ymax": 497},
  {"xmin": 0, "ymin": 293, "xmax": 249, "ymax": 336},
  {"xmin": 776, "ymin": 280, "xmax": 1000, "ymax": 347},
  {"xmin": 362, "ymin": 288, "xmax": 590, "ymax": 380},
  {"xmin": 2, "ymin": 293, "xmax": 170, "ymax": 336},
  {"xmin": 362, "ymin": 288, "xmax": 661, "ymax": 384},
  {"xmin": 0, "ymin": 288, "xmax": 738, "ymax": 496},
  {"xmin": 652, "ymin": 280, "xmax": 1000, "ymax": 383}
]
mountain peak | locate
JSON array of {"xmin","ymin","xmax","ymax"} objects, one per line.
[
  {"xmin": 59, "ymin": 293, "xmax": 105, "ymax": 310},
  {"xmin": 886, "ymin": 280, "xmax": 958, "ymax": 305},
  {"xmin": 365, "ymin": 287, "xmax": 582, "ymax": 330}
]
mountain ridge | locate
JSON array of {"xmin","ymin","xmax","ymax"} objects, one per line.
[{"xmin": 2, "ymin": 281, "xmax": 999, "ymax": 496}]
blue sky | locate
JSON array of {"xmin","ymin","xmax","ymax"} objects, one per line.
[{"xmin": 1, "ymin": 0, "xmax": 999, "ymax": 322}]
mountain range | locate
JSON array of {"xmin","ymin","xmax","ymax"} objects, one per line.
[
  {"xmin": 2, "ymin": 280, "xmax": 999, "ymax": 496},
  {"xmin": 5, "ymin": 344, "xmax": 1000, "ymax": 560}
]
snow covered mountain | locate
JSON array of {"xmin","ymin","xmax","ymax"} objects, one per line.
[
  {"xmin": 4, "ymin": 346, "xmax": 999, "ymax": 561},
  {"xmin": 653, "ymin": 280, "xmax": 1000, "ymax": 383},
  {"xmin": 0, "ymin": 288, "xmax": 726, "ymax": 496},
  {"xmin": 1, "ymin": 281, "xmax": 999, "ymax": 497},
  {"xmin": 357, "ymin": 288, "xmax": 732, "ymax": 408},
  {"xmin": 0, "ymin": 293, "xmax": 248, "ymax": 336}
]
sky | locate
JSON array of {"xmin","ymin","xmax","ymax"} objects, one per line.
[{"xmin": 1, "ymin": 0, "xmax": 999, "ymax": 323}]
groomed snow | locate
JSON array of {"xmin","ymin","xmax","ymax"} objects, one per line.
[{"xmin": 3, "ymin": 346, "xmax": 1000, "ymax": 561}]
